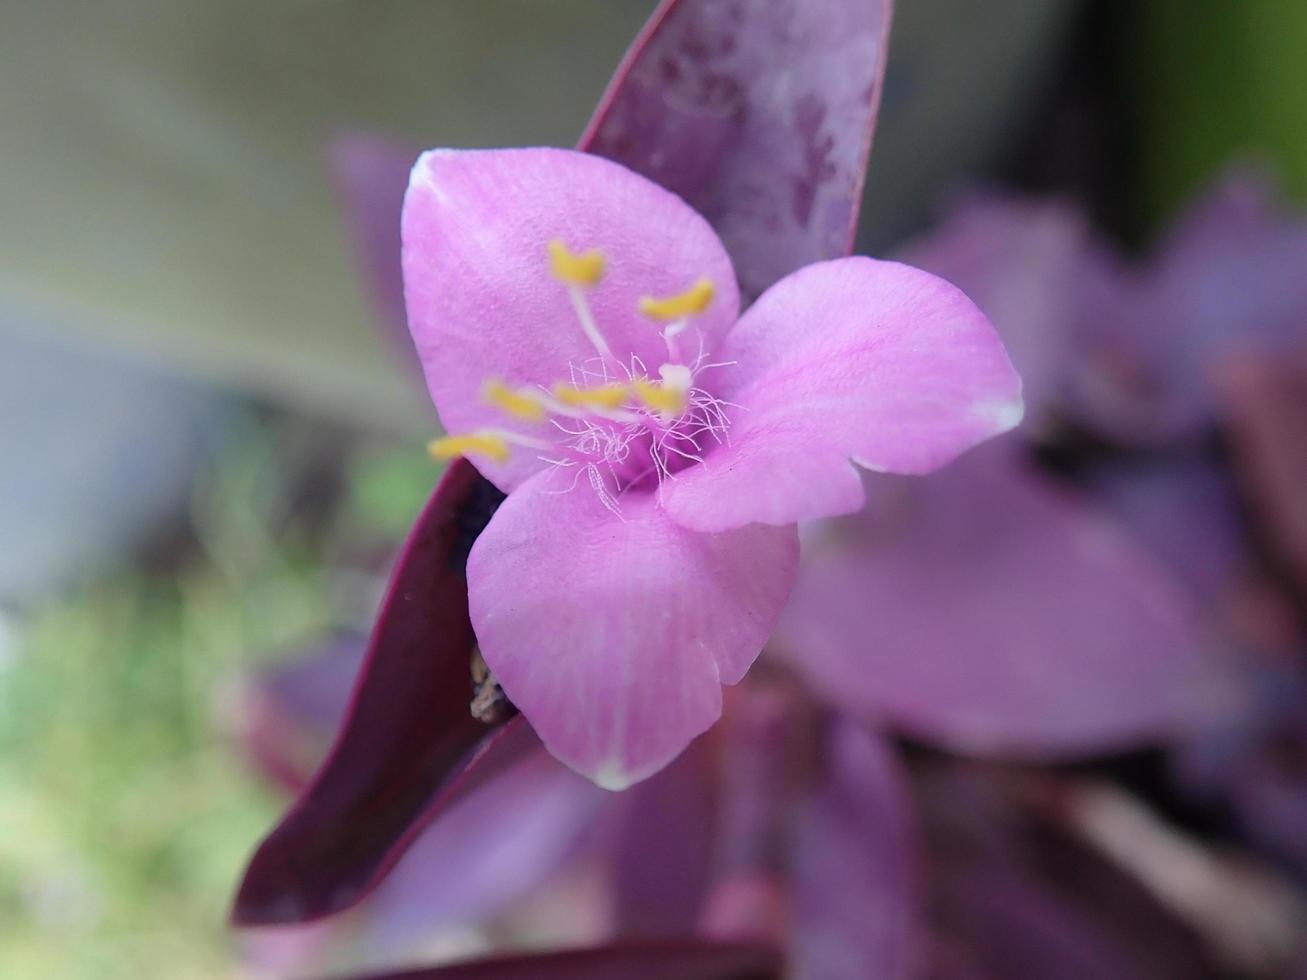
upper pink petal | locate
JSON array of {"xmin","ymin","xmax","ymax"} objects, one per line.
[
  {"xmin": 402, "ymin": 147, "xmax": 740, "ymax": 491},
  {"xmin": 662, "ymin": 256, "xmax": 1023, "ymax": 532},
  {"xmin": 466, "ymin": 474, "xmax": 797, "ymax": 789}
]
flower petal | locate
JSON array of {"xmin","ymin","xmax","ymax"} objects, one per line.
[
  {"xmin": 467, "ymin": 475, "xmax": 798, "ymax": 788},
  {"xmin": 662, "ymin": 257, "xmax": 1022, "ymax": 532},
  {"xmin": 772, "ymin": 444, "xmax": 1240, "ymax": 757},
  {"xmin": 403, "ymin": 147, "xmax": 740, "ymax": 492}
]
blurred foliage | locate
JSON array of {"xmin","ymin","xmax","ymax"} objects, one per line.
[
  {"xmin": 1136, "ymin": 0, "xmax": 1307, "ymax": 221},
  {"xmin": 0, "ymin": 411, "xmax": 354, "ymax": 979}
]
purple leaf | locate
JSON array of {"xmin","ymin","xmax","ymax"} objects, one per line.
[
  {"xmin": 236, "ymin": 633, "xmax": 367, "ymax": 793},
  {"xmin": 775, "ymin": 443, "xmax": 1240, "ymax": 757},
  {"xmin": 583, "ymin": 0, "xmax": 893, "ymax": 301},
  {"xmin": 790, "ymin": 724, "xmax": 922, "ymax": 980},
  {"xmin": 327, "ymin": 940, "xmax": 783, "ymax": 980},
  {"xmin": 1215, "ymin": 351, "xmax": 1307, "ymax": 603},
  {"xmin": 1085, "ymin": 459, "xmax": 1244, "ymax": 604},
  {"xmin": 915, "ymin": 763, "xmax": 1213, "ymax": 980},
  {"xmin": 233, "ymin": 460, "xmax": 517, "ymax": 925},
  {"xmin": 328, "ymin": 134, "xmax": 420, "ymax": 362},
  {"xmin": 609, "ymin": 735, "xmax": 719, "ymax": 936}
]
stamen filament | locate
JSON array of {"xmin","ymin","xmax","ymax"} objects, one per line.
[{"xmin": 567, "ymin": 286, "xmax": 613, "ymax": 361}]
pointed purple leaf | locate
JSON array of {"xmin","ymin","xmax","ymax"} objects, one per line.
[
  {"xmin": 233, "ymin": 460, "xmax": 519, "ymax": 924},
  {"xmin": 583, "ymin": 0, "xmax": 894, "ymax": 301},
  {"xmin": 610, "ymin": 734, "xmax": 719, "ymax": 936},
  {"xmin": 791, "ymin": 724, "xmax": 922, "ymax": 980},
  {"xmin": 331, "ymin": 940, "xmax": 783, "ymax": 980}
]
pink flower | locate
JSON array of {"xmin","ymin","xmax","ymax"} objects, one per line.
[{"xmin": 402, "ymin": 146, "xmax": 1022, "ymax": 788}]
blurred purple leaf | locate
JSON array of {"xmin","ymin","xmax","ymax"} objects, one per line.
[
  {"xmin": 915, "ymin": 763, "xmax": 1214, "ymax": 980},
  {"xmin": 609, "ymin": 734, "xmax": 719, "ymax": 936},
  {"xmin": 1086, "ymin": 459, "xmax": 1245, "ymax": 604},
  {"xmin": 236, "ymin": 633, "xmax": 367, "ymax": 793},
  {"xmin": 330, "ymin": 940, "xmax": 783, "ymax": 980},
  {"xmin": 1131, "ymin": 171, "xmax": 1307, "ymax": 438},
  {"xmin": 775, "ymin": 443, "xmax": 1240, "ymax": 757},
  {"xmin": 356, "ymin": 743, "xmax": 604, "ymax": 946},
  {"xmin": 790, "ymin": 723, "xmax": 922, "ymax": 980},
  {"xmin": 581, "ymin": 0, "xmax": 893, "ymax": 301},
  {"xmin": 1215, "ymin": 351, "xmax": 1307, "ymax": 603},
  {"xmin": 233, "ymin": 460, "xmax": 516, "ymax": 925},
  {"xmin": 328, "ymin": 134, "xmax": 420, "ymax": 361}
]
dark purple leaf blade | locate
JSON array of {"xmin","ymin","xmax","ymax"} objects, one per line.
[
  {"xmin": 583, "ymin": 0, "xmax": 894, "ymax": 301},
  {"xmin": 233, "ymin": 460, "xmax": 517, "ymax": 925},
  {"xmin": 332, "ymin": 940, "xmax": 782, "ymax": 980}
]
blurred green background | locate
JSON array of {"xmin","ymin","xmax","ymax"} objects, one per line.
[{"xmin": 1, "ymin": 1, "xmax": 1304, "ymax": 976}]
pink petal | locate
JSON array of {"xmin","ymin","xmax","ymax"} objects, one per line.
[
  {"xmin": 467, "ymin": 473, "xmax": 798, "ymax": 788},
  {"xmin": 773, "ymin": 444, "xmax": 1240, "ymax": 757},
  {"xmin": 403, "ymin": 147, "xmax": 740, "ymax": 492},
  {"xmin": 663, "ymin": 257, "xmax": 1023, "ymax": 531}
]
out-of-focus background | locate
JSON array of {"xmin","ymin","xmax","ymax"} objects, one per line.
[{"xmin": 2, "ymin": 2, "xmax": 1305, "ymax": 977}]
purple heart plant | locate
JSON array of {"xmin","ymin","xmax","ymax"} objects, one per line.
[{"xmin": 231, "ymin": 1, "xmax": 1307, "ymax": 976}]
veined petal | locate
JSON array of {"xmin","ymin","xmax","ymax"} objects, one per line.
[
  {"xmin": 467, "ymin": 474, "xmax": 797, "ymax": 789},
  {"xmin": 403, "ymin": 147, "xmax": 740, "ymax": 492},
  {"xmin": 661, "ymin": 257, "xmax": 1022, "ymax": 532}
]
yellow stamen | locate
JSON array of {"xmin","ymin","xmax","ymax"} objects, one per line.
[
  {"xmin": 548, "ymin": 240, "xmax": 606, "ymax": 287},
  {"xmin": 483, "ymin": 380, "xmax": 545, "ymax": 422},
  {"xmin": 639, "ymin": 277, "xmax": 715, "ymax": 321},
  {"xmin": 632, "ymin": 379, "xmax": 688, "ymax": 415},
  {"xmin": 552, "ymin": 382, "xmax": 631, "ymax": 410},
  {"xmin": 427, "ymin": 432, "xmax": 511, "ymax": 464}
]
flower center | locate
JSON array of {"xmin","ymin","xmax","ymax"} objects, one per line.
[{"xmin": 429, "ymin": 241, "xmax": 734, "ymax": 513}]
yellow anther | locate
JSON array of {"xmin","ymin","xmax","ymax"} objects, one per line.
[
  {"xmin": 548, "ymin": 240, "xmax": 606, "ymax": 287},
  {"xmin": 427, "ymin": 432, "xmax": 511, "ymax": 464},
  {"xmin": 483, "ymin": 380, "xmax": 545, "ymax": 422},
  {"xmin": 639, "ymin": 277, "xmax": 715, "ymax": 321},
  {"xmin": 632, "ymin": 379, "xmax": 688, "ymax": 416},
  {"xmin": 552, "ymin": 382, "xmax": 631, "ymax": 411}
]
